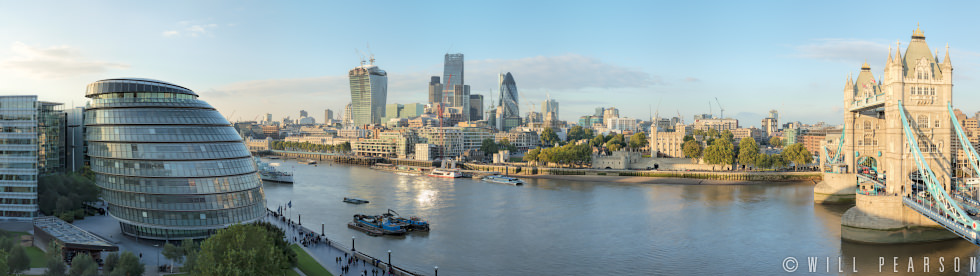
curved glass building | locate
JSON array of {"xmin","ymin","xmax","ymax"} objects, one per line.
[{"xmin": 85, "ymin": 78, "xmax": 265, "ymax": 240}]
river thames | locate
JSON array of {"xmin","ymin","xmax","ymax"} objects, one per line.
[{"xmin": 261, "ymin": 158, "xmax": 980, "ymax": 275}]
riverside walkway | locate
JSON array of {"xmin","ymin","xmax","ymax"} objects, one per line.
[{"xmin": 264, "ymin": 210, "xmax": 425, "ymax": 276}]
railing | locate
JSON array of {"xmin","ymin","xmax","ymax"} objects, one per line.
[{"xmin": 904, "ymin": 197, "xmax": 979, "ymax": 243}]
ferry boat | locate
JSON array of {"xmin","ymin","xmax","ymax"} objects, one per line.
[
  {"xmin": 343, "ymin": 197, "xmax": 369, "ymax": 204},
  {"xmin": 255, "ymin": 157, "xmax": 294, "ymax": 183},
  {"xmin": 351, "ymin": 214, "xmax": 407, "ymax": 235},
  {"xmin": 482, "ymin": 175, "xmax": 524, "ymax": 186},
  {"xmin": 428, "ymin": 168, "xmax": 462, "ymax": 178},
  {"xmin": 299, "ymin": 159, "xmax": 317, "ymax": 165}
]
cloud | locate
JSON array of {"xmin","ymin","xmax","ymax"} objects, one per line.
[
  {"xmin": 683, "ymin": 77, "xmax": 700, "ymax": 83},
  {"xmin": 794, "ymin": 39, "xmax": 890, "ymax": 65},
  {"xmin": 163, "ymin": 22, "xmax": 219, "ymax": 38},
  {"xmin": 0, "ymin": 42, "xmax": 129, "ymax": 79},
  {"xmin": 466, "ymin": 54, "xmax": 661, "ymax": 90}
]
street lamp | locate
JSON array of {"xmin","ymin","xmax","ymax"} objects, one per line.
[
  {"xmin": 435, "ymin": 266, "xmax": 438, "ymax": 276},
  {"xmin": 351, "ymin": 236, "xmax": 356, "ymax": 251},
  {"xmin": 387, "ymin": 250, "xmax": 392, "ymax": 273}
]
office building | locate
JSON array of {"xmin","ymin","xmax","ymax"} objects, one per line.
[
  {"xmin": 428, "ymin": 76, "xmax": 442, "ymax": 105},
  {"xmin": 324, "ymin": 109, "xmax": 334, "ymax": 122},
  {"xmin": 498, "ymin": 72, "xmax": 520, "ymax": 118},
  {"xmin": 0, "ymin": 96, "xmax": 64, "ymax": 220},
  {"xmin": 343, "ymin": 103, "xmax": 353, "ymax": 126},
  {"xmin": 299, "ymin": 110, "xmax": 308, "ymax": 118},
  {"xmin": 66, "ymin": 107, "xmax": 86, "ymax": 172},
  {"xmin": 762, "ymin": 110, "xmax": 779, "ymax": 137},
  {"xmin": 442, "ymin": 53, "xmax": 464, "ymax": 104},
  {"xmin": 469, "ymin": 94, "xmax": 484, "ymax": 121},
  {"xmin": 85, "ymin": 78, "xmax": 265, "ymax": 240},
  {"xmin": 349, "ymin": 60, "xmax": 388, "ymax": 126}
]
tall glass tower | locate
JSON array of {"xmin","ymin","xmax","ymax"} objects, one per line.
[
  {"xmin": 349, "ymin": 62, "xmax": 388, "ymax": 126},
  {"xmin": 85, "ymin": 78, "xmax": 265, "ymax": 240},
  {"xmin": 498, "ymin": 72, "xmax": 520, "ymax": 118},
  {"xmin": 442, "ymin": 53, "xmax": 464, "ymax": 104}
]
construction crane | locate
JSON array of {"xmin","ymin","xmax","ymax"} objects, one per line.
[
  {"xmin": 715, "ymin": 97, "xmax": 725, "ymax": 119},
  {"xmin": 354, "ymin": 49, "xmax": 366, "ymax": 65},
  {"xmin": 225, "ymin": 110, "xmax": 236, "ymax": 122}
]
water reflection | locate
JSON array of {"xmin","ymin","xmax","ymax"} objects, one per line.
[{"xmin": 262, "ymin": 158, "xmax": 980, "ymax": 275}]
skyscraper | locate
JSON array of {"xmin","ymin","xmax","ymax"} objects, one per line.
[
  {"xmin": 443, "ymin": 53, "xmax": 464, "ymax": 104},
  {"xmin": 344, "ymin": 103, "xmax": 353, "ymax": 126},
  {"xmin": 299, "ymin": 110, "xmax": 308, "ymax": 118},
  {"xmin": 0, "ymin": 96, "xmax": 64, "ymax": 220},
  {"xmin": 85, "ymin": 78, "xmax": 265, "ymax": 239},
  {"xmin": 349, "ymin": 60, "xmax": 388, "ymax": 126},
  {"xmin": 469, "ymin": 94, "xmax": 484, "ymax": 121},
  {"xmin": 324, "ymin": 109, "xmax": 333, "ymax": 122},
  {"xmin": 428, "ymin": 76, "xmax": 442, "ymax": 105},
  {"xmin": 542, "ymin": 98, "xmax": 559, "ymax": 120},
  {"xmin": 452, "ymin": 84, "xmax": 471, "ymax": 121},
  {"xmin": 498, "ymin": 72, "xmax": 520, "ymax": 118}
]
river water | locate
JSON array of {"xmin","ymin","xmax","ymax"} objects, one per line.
[{"xmin": 261, "ymin": 158, "xmax": 980, "ymax": 275}]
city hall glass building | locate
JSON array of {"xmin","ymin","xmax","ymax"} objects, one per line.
[{"xmin": 85, "ymin": 78, "xmax": 265, "ymax": 239}]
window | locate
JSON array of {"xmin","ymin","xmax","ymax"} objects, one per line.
[{"xmin": 917, "ymin": 115, "xmax": 930, "ymax": 129}]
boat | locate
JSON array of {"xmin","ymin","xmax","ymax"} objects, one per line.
[
  {"xmin": 428, "ymin": 168, "xmax": 462, "ymax": 178},
  {"xmin": 482, "ymin": 175, "xmax": 524, "ymax": 186},
  {"xmin": 343, "ymin": 197, "xmax": 369, "ymax": 204},
  {"xmin": 382, "ymin": 209, "xmax": 430, "ymax": 232},
  {"xmin": 351, "ymin": 214, "xmax": 407, "ymax": 235},
  {"xmin": 299, "ymin": 159, "xmax": 317, "ymax": 165},
  {"xmin": 255, "ymin": 157, "xmax": 294, "ymax": 183}
]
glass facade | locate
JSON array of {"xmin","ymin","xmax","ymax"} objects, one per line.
[
  {"xmin": 349, "ymin": 64, "xmax": 388, "ymax": 126},
  {"xmin": 0, "ymin": 96, "xmax": 63, "ymax": 219},
  {"xmin": 85, "ymin": 78, "xmax": 265, "ymax": 240},
  {"xmin": 498, "ymin": 72, "xmax": 520, "ymax": 118},
  {"xmin": 443, "ymin": 53, "xmax": 464, "ymax": 104}
]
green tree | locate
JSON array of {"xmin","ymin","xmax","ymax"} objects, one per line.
[
  {"xmin": 628, "ymin": 132, "xmax": 648, "ymax": 150},
  {"xmin": 250, "ymin": 222, "xmax": 296, "ymax": 269},
  {"xmin": 480, "ymin": 138, "xmax": 499, "ymax": 154},
  {"xmin": 590, "ymin": 134, "xmax": 605, "ymax": 147},
  {"xmin": 720, "ymin": 130, "xmax": 734, "ymax": 143},
  {"xmin": 737, "ymin": 137, "xmax": 760, "ymax": 168},
  {"xmin": 0, "ymin": 251, "xmax": 7, "ymax": 276},
  {"xmin": 180, "ymin": 239, "xmax": 200, "ymax": 272},
  {"xmin": 162, "ymin": 243, "xmax": 182, "ymax": 273},
  {"xmin": 682, "ymin": 140, "xmax": 703, "ymax": 159},
  {"xmin": 769, "ymin": 136, "xmax": 783, "ymax": 148},
  {"xmin": 7, "ymin": 245, "xmax": 28, "ymax": 274},
  {"xmin": 68, "ymin": 254, "xmax": 97, "ymax": 276},
  {"xmin": 540, "ymin": 127, "xmax": 560, "ymax": 146},
  {"xmin": 683, "ymin": 135, "xmax": 694, "ymax": 143},
  {"xmin": 497, "ymin": 139, "xmax": 517, "ymax": 152},
  {"xmin": 524, "ymin": 147, "xmax": 541, "ymax": 162},
  {"xmin": 703, "ymin": 138, "xmax": 735, "ymax": 165},
  {"xmin": 103, "ymin": 252, "xmax": 119, "ymax": 274},
  {"xmin": 782, "ymin": 143, "xmax": 814, "ymax": 171},
  {"xmin": 111, "ymin": 252, "xmax": 144, "ymax": 276},
  {"xmin": 567, "ymin": 126, "xmax": 585, "ymax": 141},
  {"xmin": 706, "ymin": 128, "xmax": 720, "ymax": 138},
  {"xmin": 193, "ymin": 224, "xmax": 291, "ymax": 275},
  {"xmin": 606, "ymin": 134, "xmax": 625, "ymax": 152},
  {"xmin": 43, "ymin": 253, "xmax": 67, "ymax": 276}
]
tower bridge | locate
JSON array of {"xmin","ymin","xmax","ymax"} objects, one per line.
[{"xmin": 814, "ymin": 27, "xmax": 980, "ymax": 244}]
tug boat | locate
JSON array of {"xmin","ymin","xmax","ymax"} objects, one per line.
[
  {"xmin": 255, "ymin": 157, "xmax": 293, "ymax": 183},
  {"xmin": 427, "ymin": 168, "xmax": 462, "ymax": 178},
  {"xmin": 482, "ymin": 175, "xmax": 524, "ymax": 186}
]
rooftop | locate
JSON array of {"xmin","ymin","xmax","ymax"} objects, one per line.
[{"xmin": 33, "ymin": 216, "xmax": 118, "ymax": 251}]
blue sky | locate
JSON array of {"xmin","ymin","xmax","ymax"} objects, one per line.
[{"xmin": 3, "ymin": 1, "xmax": 980, "ymax": 127}]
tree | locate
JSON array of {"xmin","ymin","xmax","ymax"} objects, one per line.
[
  {"xmin": 567, "ymin": 126, "xmax": 585, "ymax": 141},
  {"xmin": 769, "ymin": 136, "xmax": 783, "ymax": 148},
  {"xmin": 44, "ymin": 253, "xmax": 67, "ymax": 276},
  {"xmin": 682, "ymin": 140, "xmax": 703, "ymax": 159},
  {"xmin": 193, "ymin": 224, "xmax": 291, "ymax": 275},
  {"xmin": 683, "ymin": 135, "xmax": 694, "ymax": 143},
  {"xmin": 180, "ymin": 239, "xmax": 200, "ymax": 272},
  {"xmin": 497, "ymin": 139, "xmax": 517, "ymax": 152},
  {"xmin": 720, "ymin": 130, "xmax": 734, "ymax": 143},
  {"xmin": 706, "ymin": 128, "xmax": 719, "ymax": 138},
  {"xmin": 7, "ymin": 245, "xmax": 28, "ymax": 274},
  {"xmin": 703, "ymin": 138, "xmax": 735, "ymax": 165},
  {"xmin": 68, "ymin": 254, "xmax": 97, "ymax": 276},
  {"xmin": 737, "ymin": 137, "xmax": 760, "ymax": 169},
  {"xmin": 606, "ymin": 135, "xmax": 625, "ymax": 152},
  {"xmin": 112, "ymin": 252, "xmax": 144, "ymax": 276},
  {"xmin": 540, "ymin": 127, "xmax": 560, "ymax": 147},
  {"xmin": 103, "ymin": 252, "xmax": 119, "ymax": 274},
  {"xmin": 0, "ymin": 251, "xmax": 9, "ymax": 276},
  {"xmin": 162, "ymin": 243, "xmax": 182, "ymax": 273},
  {"xmin": 524, "ymin": 148, "xmax": 541, "ymax": 162},
  {"xmin": 480, "ymin": 138, "xmax": 499, "ymax": 154},
  {"xmin": 782, "ymin": 143, "xmax": 814, "ymax": 171},
  {"xmin": 590, "ymin": 134, "xmax": 605, "ymax": 147},
  {"xmin": 628, "ymin": 132, "xmax": 648, "ymax": 151}
]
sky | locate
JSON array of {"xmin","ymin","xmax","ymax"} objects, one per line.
[{"xmin": 3, "ymin": 1, "xmax": 980, "ymax": 128}]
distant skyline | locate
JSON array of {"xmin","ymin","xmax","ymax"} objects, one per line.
[{"xmin": 4, "ymin": 1, "xmax": 980, "ymax": 128}]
